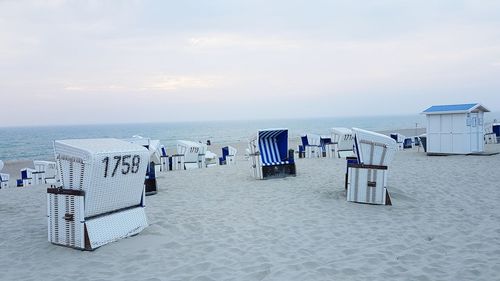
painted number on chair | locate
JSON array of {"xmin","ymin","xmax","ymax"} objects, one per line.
[{"xmin": 102, "ymin": 155, "xmax": 141, "ymax": 178}]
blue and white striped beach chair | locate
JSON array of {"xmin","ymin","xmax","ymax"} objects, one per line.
[{"xmin": 248, "ymin": 129, "xmax": 296, "ymax": 179}]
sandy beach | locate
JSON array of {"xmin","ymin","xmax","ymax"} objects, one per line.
[{"xmin": 1, "ymin": 139, "xmax": 499, "ymax": 281}]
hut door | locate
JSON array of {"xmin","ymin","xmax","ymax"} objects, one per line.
[{"xmin": 470, "ymin": 113, "xmax": 480, "ymax": 152}]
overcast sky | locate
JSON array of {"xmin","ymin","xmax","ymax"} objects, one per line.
[{"xmin": 1, "ymin": 0, "xmax": 499, "ymax": 126}]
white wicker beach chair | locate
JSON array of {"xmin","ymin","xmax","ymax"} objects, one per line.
[
  {"xmin": 330, "ymin": 128, "xmax": 355, "ymax": 158},
  {"xmin": 299, "ymin": 134, "xmax": 321, "ymax": 158},
  {"xmin": 249, "ymin": 128, "xmax": 296, "ymax": 179},
  {"xmin": 346, "ymin": 128, "xmax": 397, "ymax": 205},
  {"xmin": 390, "ymin": 133, "xmax": 405, "ymax": 150},
  {"xmin": 0, "ymin": 160, "xmax": 8, "ymax": 188},
  {"xmin": 0, "ymin": 173, "xmax": 9, "ymax": 188},
  {"xmin": 33, "ymin": 160, "xmax": 57, "ymax": 184},
  {"xmin": 219, "ymin": 146, "xmax": 237, "ymax": 165},
  {"xmin": 19, "ymin": 168, "xmax": 36, "ymax": 186},
  {"xmin": 47, "ymin": 138, "xmax": 149, "ymax": 250},
  {"xmin": 176, "ymin": 140, "xmax": 202, "ymax": 169},
  {"xmin": 159, "ymin": 145, "xmax": 170, "ymax": 171}
]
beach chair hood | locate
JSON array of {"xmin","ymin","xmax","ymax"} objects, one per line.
[{"xmin": 352, "ymin": 128, "xmax": 397, "ymax": 166}]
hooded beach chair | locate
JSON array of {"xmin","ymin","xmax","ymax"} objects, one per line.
[
  {"xmin": 219, "ymin": 146, "xmax": 237, "ymax": 165},
  {"xmin": 205, "ymin": 151, "xmax": 219, "ymax": 167},
  {"xmin": 0, "ymin": 160, "xmax": 8, "ymax": 188},
  {"xmin": 300, "ymin": 134, "xmax": 322, "ymax": 158},
  {"xmin": 47, "ymin": 138, "xmax": 149, "ymax": 250},
  {"xmin": 248, "ymin": 128, "xmax": 296, "ymax": 179},
  {"xmin": 18, "ymin": 168, "xmax": 36, "ymax": 186},
  {"xmin": 33, "ymin": 160, "xmax": 57, "ymax": 184},
  {"xmin": 159, "ymin": 145, "xmax": 170, "ymax": 171},
  {"xmin": 330, "ymin": 128, "xmax": 355, "ymax": 158},
  {"xmin": 0, "ymin": 173, "xmax": 9, "ymax": 188},
  {"xmin": 390, "ymin": 133, "xmax": 405, "ymax": 150},
  {"xmin": 320, "ymin": 136, "xmax": 332, "ymax": 157},
  {"xmin": 176, "ymin": 140, "xmax": 204, "ymax": 169},
  {"xmin": 403, "ymin": 138, "xmax": 413, "ymax": 149},
  {"xmin": 124, "ymin": 136, "xmax": 162, "ymax": 196},
  {"xmin": 346, "ymin": 128, "xmax": 397, "ymax": 205}
]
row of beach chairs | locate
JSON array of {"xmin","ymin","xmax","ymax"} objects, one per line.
[
  {"xmin": 298, "ymin": 128, "xmax": 356, "ymax": 159},
  {"xmin": 0, "ymin": 138, "xmax": 238, "ymax": 190},
  {"xmin": 9, "ymin": 127, "xmax": 397, "ymax": 251}
]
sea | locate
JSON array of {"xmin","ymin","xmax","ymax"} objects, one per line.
[
  {"xmin": 0, "ymin": 114, "xmax": 432, "ymax": 161},
  {"xmin": 3, "ymin": 112, "xmax": 498, "ymax": 161}
]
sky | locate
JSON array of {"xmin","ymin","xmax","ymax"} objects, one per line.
[{"xmin": 1, "ymin": 0, "xmax": 500, "ymax": 126}]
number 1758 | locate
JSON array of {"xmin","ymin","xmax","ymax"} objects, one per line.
[{"xmin": 102, "ymin": 155, "xmax": 141, "ymax": 178}]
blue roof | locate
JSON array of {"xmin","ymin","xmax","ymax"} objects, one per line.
[{"xmin": 422, "ymin": 103, "xmax": 489, "ymax": 114}]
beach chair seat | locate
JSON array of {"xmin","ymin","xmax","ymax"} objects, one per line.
[
  {"xmin": 219, "ymin": 146, "xmax": 237, "ymax": 165},
  {"xmin": 48, "ymin": 138, "xmax": 149, "ymax": 250},
  {"xmin": 331, "ymin": 128, "xmax": 355, "ymax": 158},
  {"xmin": 0, "ymin": 173, "xmax": 9, "ymax": 188},
  {"xmin": 346, "ymin": 128, "xmax": 397, "ymax": 205},
  {"xmin": 249, "ymin": 129, "xmax": 296, "ymax": 179}
]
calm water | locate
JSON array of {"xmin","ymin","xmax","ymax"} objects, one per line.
[{"xmin": 0, "ymin": 115, "xmax": 434, "ymax": 161}]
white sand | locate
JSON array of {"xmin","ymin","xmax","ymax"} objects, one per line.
[{"xmin": 1, "ymin": 142, "xmax": 500, "ymax": 281}]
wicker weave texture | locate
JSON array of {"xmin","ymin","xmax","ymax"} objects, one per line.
[
  {"xmin": 54, "ymin": 139, "xmax": 149, "ymax": 217},
  {"xmin": 85, "ymin": 206, "xmax": 147, "ymax": 249},
  {"xmin": 47, "ymin": 193, "xmax": 85, "ymax": 248}
]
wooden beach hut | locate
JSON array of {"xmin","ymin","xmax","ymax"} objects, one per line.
[{"xmin": 422, "ymin": 103, "xmax": 490, "ymax": 155}]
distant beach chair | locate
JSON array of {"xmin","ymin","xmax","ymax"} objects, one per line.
[
  {"xmin": 18, "ymin": 168, "xmax": 36, "ymax": 187},
  {"xmin": 320, "ymin": 136, "xmax": 332, "ymax": 157},
  {"xmin": 248, "ymin": 128, "xmax": 296, "ymax": 179},
  {"xmin": 33, "ymin": 160, "xmax": 57, "ymax": 184},
  {"xmin": 330, "ymin": 128, "xmax": 355, "ymax": 158},
  {"xmin": 493, "ymin": 123, "xmax": 500, "ymax": 143},
  {"xmin": 418, "ymin": 134, "xmax": 427, "ymax": 152},
  {"xmin": 176, "ymin": 140, "xmax": 202, "ymax": 169},
  {"xmin": 124, "ymin": 136, "xmax": 162, "ymax": 196},
  {"xmin": 198, "ymin": 143, "xmax": 207, "ymax": 168},
  {"xmin": 159, "ymin": 145, "xmax": 170, "ymax": 171},
  {"xmin": 0, "ymin": 160, "xmax": 8, "ymax": 188},
  {"xmin": 346, "ymin": 128, "xmax": 397, "ymax": 205},
  {"xmin": 0, "ymin": 173, "xmax": 9, "ymax": 188},
  {"xmin": 48, "ymin": 138, "xmax": 149, "ymax": 250},
  {"xmin": 403, "ymin": 138, "xmax": 413, "ymax": 149},
  {"xmin": 390, "ymin": 133, "xmax": 405, "ymax": 150},
  {"xmin": 205, "ymin": 151, "xmax": 219, "ymax": 167},
  {"xmin": 300, "ymin": 134, "xmax": 321, "ymax": 158},
  {"xmin": 219, "ymin": 146, "xmax": 237, "ymax": 165}
]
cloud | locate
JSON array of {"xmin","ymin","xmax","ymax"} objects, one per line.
[{"xmin": 187, "ymin": 34, "xmax": 301, "ymax": 51}]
